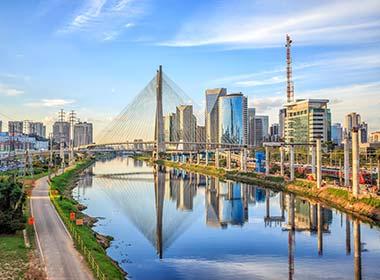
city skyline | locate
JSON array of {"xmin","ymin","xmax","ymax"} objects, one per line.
[{"xmin": 0, "ymin": 0, "xmax": 379, "ymax": 138}]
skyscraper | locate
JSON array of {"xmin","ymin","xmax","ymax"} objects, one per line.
[
  {"xmin": 331, "ymin": 123, "xmax": 343, "ymax": 146},
  {"xmin": 284, "ymin": 99, "xmax": 331, "ymax": 143},
  {"xmin": 205, "ymin": 88, "xmax": 226, "ymax": 144},
  {"xmin": 196, "ymin": 125, "xmax": 206, "ymax": 148},
  {"xmin": 0, "ymin": 120, "xmax": 2, "ymax": 133},
  {"xmin": 344, "ymin": 112, "xmax": 361, "ymax": 136},
  {"xmin": 8, "ymin": 121, "xmax": 23, "ymax": 135},
  {"xmin": 359, "ymin": 122, "xmax": 368, "ymax": 144},
  {"xmin": 23, "ymin": 121, "xmax": 46, "ymax": 138},
  {"xmin": 73, "ymin": 122, "xmax": 93, "ymax": 147},
  {"xmin": 279, "ymin": 108, "xmax": 286, "ymax": 138},
  {"xmin": 218, "ymin": 93, "xmax": 248, "ymax": 145},
  {"xmin": 252, "ymin": 115, "xmax": 269, "ymax": 146},
  {"xmin": 176, "ymin": 105, "xmax": 197, "ymax": 150},
  {"xmin": 344, "ymin": 112, "xmax": 368, "ymax": 143},
  {"xmin": 270, "ymin": 123, "xmax": 280, "ymax": 142},
  {"xmin": 163, "ymin": 113, "xmax": 177, "ymax": 143},
  {"xmin": 53, "ymin": 121, "xmax": 70, "ymax": 147},
  {"xmin": 248, "ymin": 108, "xmax": 256, "ymax": 146}
]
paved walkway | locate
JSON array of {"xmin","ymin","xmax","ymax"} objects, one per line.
[{"xmin": 31, "ymin": 175, "xmax": 94, "ymax": 280}]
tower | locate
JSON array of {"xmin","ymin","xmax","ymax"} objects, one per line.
[
  {"xmin": 155, "ymin": 65, "xmax": 166, "ymax": 159},
  {"xmin": 69, "ymin": 110, "xmax": 76, "ymax": 163},
  {"xmin": 286, "ymin": 34, "xmax": 294, "ymax": 103},
  {"xmin": 58, "ymin": 109, "xmax": 65, "ymax": 169}
]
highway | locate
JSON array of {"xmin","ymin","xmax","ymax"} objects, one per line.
[{"xmin": 31, "ymin": 176, "xmax": 94, "ymax": 280}]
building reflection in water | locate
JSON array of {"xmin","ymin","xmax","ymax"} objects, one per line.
[
  {"xmin": 75, "ymin": 166, "xmax": 94, "ymax": 199},
  {"xmin": 98, "ymin": 160, "xmax": 365, "ymax": 278}
]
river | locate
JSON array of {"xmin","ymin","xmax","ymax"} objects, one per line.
[{"xmin": 73, "ymin": 157, "xmax": 380, "ymax": 280}]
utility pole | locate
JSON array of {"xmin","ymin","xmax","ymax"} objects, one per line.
[
  {"xmin": 69, "ymin": 110, "xmax": 76, "ymax": 164},
  {"xmin": 48, "ymin": 133, "xmax": 53, "ymax": 179},
  {"xmin": 58, "ymin": 109, "xmax": 65, "ymax": 171}
]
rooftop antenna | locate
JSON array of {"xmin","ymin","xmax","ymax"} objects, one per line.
[{"xmin": 286, "ymin": 34, "xmax": 294, "ymax": 103}]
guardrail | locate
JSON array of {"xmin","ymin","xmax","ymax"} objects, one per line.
[{"xmin": 49, "ymin": 191, "xmax": 107, "ymax": 280}]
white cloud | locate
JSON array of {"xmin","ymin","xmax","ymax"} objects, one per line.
[
  {"xmin": 0, "ymin": 83, "xmax": 24, "ymax": 96},
  {"xmin": 251, "ymin": 96, "xmax": 284, "ymax": 112},
  {"xmin": 59, "ymin": 0, "xmax": 144, "ymax": 41},
  {"xmin": 26, "ymin": 99, "xmax": 76, "ymax": 107},
  {"xmin": 236, "ymin": 76, "xmax": 286, "ymax": 87},
  {"xmin": 161, "ymin": 0, "xmax": 380, "ymax": 48}
]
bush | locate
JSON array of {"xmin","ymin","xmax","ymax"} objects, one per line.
[{"xmin": 0, "ymin": 178, "xmax": 26, "ymax": 233}]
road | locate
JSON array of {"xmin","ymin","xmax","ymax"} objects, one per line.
[{"xmin": 31, "ymin": 175, "xmax": 94, "ymax": 280}]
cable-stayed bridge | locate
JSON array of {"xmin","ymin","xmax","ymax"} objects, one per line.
[{"xmin": 86, "ymin": 65, "xmax": 256, "ymax": 157}]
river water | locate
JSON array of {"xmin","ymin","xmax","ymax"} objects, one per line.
[{"xmin": 73, "ymin": 157, "xmax": 380, "ymax": 280}]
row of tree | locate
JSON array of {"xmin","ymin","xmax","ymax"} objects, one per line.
[{"xmin": 0, "ymin": 177, "xmax": 26, "ymax": 234}]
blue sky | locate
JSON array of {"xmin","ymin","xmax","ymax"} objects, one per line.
[{"xmin": 0, "ymin": 0, "xmax": 379, "ymax": 137}]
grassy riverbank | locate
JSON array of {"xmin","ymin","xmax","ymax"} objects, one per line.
[
  {"xmin": 153, "ymin": 158, "xmax": 380, "ymax": 225},
  {"xmin": 49, "ymin": 160, "xmax": 126, "ymax": 280},
  {"xmin": 0, "ymin": 233, "xmax": 29, "ymax": 279}
]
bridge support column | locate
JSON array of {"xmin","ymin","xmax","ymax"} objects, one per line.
[
  {"xmin": 316, "ymin": 138, "xmax": 322, "ymax": 189},
  {"xmin": 240, "ymin": 148, "xmax": 247, "ymax": 172},
  {"xmin": 344, "ymin": 135, "xmax": 350, "ymax": 187},
  {"xmin": 317, "ymin": 203, "xmax": 323, "ymax": 255},
  {"xmin": 197, "ymin": 153, "xmax": 200, "ymax": 165},
  {"xmin": 352, "ymin": 129, "xmax": 360, "ymax": 197},
  {"xmin": 280, "ymin": 147, "xmax": 285, "ymax": 177},
  {"xmin": 182, "ymin": 154, "xmax": 186, "ymax": 163},
  {"xmin": 226, "ymin": 150, "xmax": 231, "ymax": 170},
  {"xmin": 205, "ymin": 150, "xmax": 209, "ymax": 165},
  {"xmin": 189, "ymin": 152, "xmax": 192, "ymax": 164},
  {"xmin": 265, "ymin": 146, "xmax": 270, "ymax": 176},
  {"xmin": 353, "ymin": 219, "xmax": 362, "ymax": 280},
  {"xmin": 215, "ymin": 149, "xmax": 220, "ymax": 168},
  {"xmin": 311, "ymin": 145, "xmax": 316, "ymax": 176},
  {"xmin": 290, "ymin": 145, "xmax": 295, "ymax": 181},
  {"xmin": 377, "ymin": 157, "xmax": 380, "ymax": 189}
]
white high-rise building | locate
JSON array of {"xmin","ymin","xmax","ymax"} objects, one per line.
[
  {"xmin": 176, "ymin": 105, "xmax": 197, "ymax": 150},
  {"xmin": 73, "ymin": 122, "xmax": 93, "ymax": 147},
  {"xmin": 284, "ymin": 99, "xmax": 331, "ymax": 144},
  {"xmin": 205, "ymin": 88, "xmax": 226, "ymax": 144}
]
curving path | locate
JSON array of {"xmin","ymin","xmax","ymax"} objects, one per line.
[{"xmin": 31, "ymin": 175, "xmax": 94, "ymax": 280}]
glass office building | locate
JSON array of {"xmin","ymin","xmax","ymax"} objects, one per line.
[{"xmin": 218, "ymin": 93, "xmax": 248, "ymax": 145}]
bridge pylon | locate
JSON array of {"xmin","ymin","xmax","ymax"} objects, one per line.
[{"xmin": 154, "ymin": 65, "xmax": 166, "ymax": 159}]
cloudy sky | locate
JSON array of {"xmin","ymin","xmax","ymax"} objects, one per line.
[{"xmin": 0, "ymin": 0, "xmax": 379, "ymax": 138}]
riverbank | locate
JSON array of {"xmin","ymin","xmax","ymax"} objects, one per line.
[
  {"xmin": 49, "ymin": 159, "xmax": 126, "ymax": 280},
  {"xmin": 153, "ymin": 158, "xmax": 380, "ymax": 225}
]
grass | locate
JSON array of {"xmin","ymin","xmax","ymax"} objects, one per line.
[
  {"xmin": 326, "ymin": 188, "xmax": 380, "ymax": 208},
  {"xmin": 50, "ymin": 160, "xmax": 125, "ymax": 280},
  {"xmin": 0, "ymin": 233, "xmax": 29, "ymax": 279},
  {"xmin": 291, "ymin": 179, "xmax": 316, "ymax": 189}
]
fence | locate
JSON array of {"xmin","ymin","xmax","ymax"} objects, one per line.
[{"xmin": 49, "ymin": 191, "xmax": 107, "ymax": 280}]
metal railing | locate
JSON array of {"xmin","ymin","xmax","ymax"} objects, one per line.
[{"xmin": 49, "ymin": 191, "xmax": 107, "ymax": 280}]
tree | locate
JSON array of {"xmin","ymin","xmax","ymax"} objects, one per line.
[{"xmin": 0, "ymin": 177, "xmax": 26, "ymax": 233}]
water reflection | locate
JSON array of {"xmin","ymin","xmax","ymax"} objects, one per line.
[{"xmin": 73, "ymin": 158, "xmax": 379, "ymax": 280}]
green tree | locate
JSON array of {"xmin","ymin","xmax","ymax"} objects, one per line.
[{"xmin": 0, "ymin": 178, "xmax": 26, "ymax": 234}]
